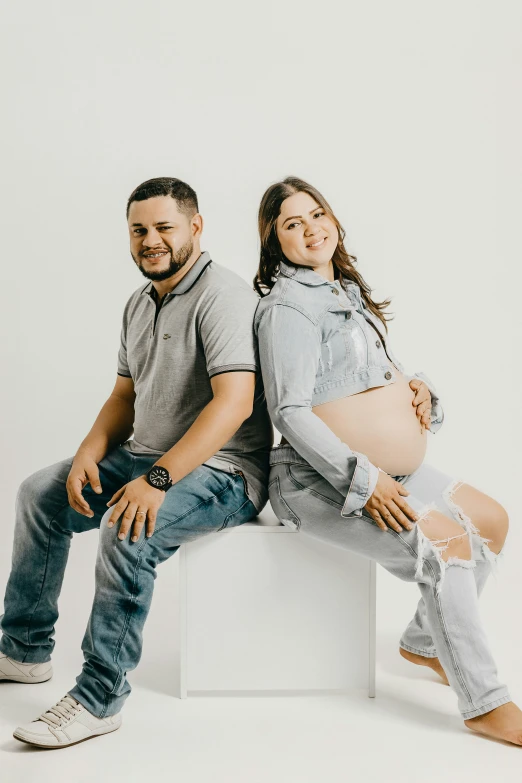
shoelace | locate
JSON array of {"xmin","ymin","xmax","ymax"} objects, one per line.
[{"xmin": 39, "ymin": 695, "xmax": 82, "ymax": 728}]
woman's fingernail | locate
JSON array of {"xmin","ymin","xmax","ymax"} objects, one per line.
[{"xmin": 131, "ymin": 536, "xmax": 138, "ymax": 542}]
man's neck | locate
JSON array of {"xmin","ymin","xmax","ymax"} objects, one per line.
[{"xmin": 151, "ymin": 249, "xmax": 202, "ymax": 299}]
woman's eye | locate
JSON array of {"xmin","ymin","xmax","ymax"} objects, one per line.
[
  {"xmin": 287, "ymin": 222, "xmax": 299, "ymax": 230},
  {"xmin": 314, "ymin": 211, "xmax": 325, "ymax": 218}
]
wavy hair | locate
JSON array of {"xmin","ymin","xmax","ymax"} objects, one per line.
[{"xmin": 254, "ymin": 176, "xmax": 392, "ymax": 330}]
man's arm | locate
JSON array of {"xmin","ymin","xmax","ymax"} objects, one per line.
[
  {"xmin": 66, "ymin": 375, "xmax": 135, "ymax": 517},
  {"xmin": 105, "ymin": 371, "xmax": 256, "ymax": 541},
  {"xmin": 75, "ymin": 375, "xmax": 136, "ymax": 463},
  {"xmin": 154, "ymin": 371, "xmax": 255, "ymax": 483}
]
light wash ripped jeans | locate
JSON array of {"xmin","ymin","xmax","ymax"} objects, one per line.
[{"xmin": 268, "ymin": 444, "xmax": 509, "ymax": 720}]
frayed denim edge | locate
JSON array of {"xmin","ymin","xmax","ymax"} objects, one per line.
[
  {"xmin": 443, "ymin": 480, "xmax": 503, "ymax": 580},
  {"xmin": 414, "ymin": 501, "xmax": 476, "ymax": 596}
]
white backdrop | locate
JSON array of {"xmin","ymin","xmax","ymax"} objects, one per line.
[{"xmin": 1, "ymin": 0, "xmax": 521, "ymax": 712}]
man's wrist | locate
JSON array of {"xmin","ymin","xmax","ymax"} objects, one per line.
[
  {"xmin": 144, "ymin": 465, "xmax": 173, "ymax": 491},
  {"xmin": 74, "ymin": 444, "xmax": 103, "ymax": 462}
]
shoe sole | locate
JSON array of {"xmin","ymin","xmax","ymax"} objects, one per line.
[
  {"xmin": 13, "ymin": 720, "xmax": 121, "ymax": 748},
  {"xmin": 0, "ymin": 671, "xmax": 53, "ymax": 684}
]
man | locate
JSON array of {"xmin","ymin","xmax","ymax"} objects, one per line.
[{"xmin": 0, "ymin": 177, "xmax": 273, "ymax": 748}]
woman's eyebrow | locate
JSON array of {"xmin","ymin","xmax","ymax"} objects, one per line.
[{"xmin": 282, "ymin": 206, "xmax": 322, "ymax": 226}]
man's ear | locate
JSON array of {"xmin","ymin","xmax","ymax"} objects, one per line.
[{"xmin": 191, "ymin": 212, "xmax": 204, "ymax": 238}]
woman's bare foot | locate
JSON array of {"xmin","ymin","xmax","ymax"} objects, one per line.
[
  {"xmin": 399, "ymin": 647, "xmax": 449, "ymax": 685},
  {"xmin": 465, "ymin": 702, "xmax": 522, "ymax": 746}
]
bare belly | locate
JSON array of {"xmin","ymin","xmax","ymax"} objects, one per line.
[{"xmin": 311, "ymin": 371, "xmax": 427, "ymax": 476}]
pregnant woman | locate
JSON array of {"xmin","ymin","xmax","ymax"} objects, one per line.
[{"xmin": 254, "ymin": 176, "xmax": 520, "ymax": 745}]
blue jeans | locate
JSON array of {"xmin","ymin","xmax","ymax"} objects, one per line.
[{"xmin": 0, "ymin": 446, "xmax": 257, "ymax": 717}]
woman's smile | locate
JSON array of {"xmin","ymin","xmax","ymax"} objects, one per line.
[{"xmin": 306, "ymin": 236, "xmax": 326, "ymax": 249}]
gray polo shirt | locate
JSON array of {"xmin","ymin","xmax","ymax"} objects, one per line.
[{"xmin": 117, "ymin": 250, "xmax": 273, "ymax": 512}]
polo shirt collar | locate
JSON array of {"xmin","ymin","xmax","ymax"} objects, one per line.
[{"xmin": 141, "ymin": 251, "xmax": 212, "ymax": 300}]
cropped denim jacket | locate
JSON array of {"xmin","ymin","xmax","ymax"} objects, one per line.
[{"xmin": 254, "ymin": 260, "xmax": 444, "ymax": 517}]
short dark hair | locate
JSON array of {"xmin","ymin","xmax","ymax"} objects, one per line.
[{"xmin": 126, "ymin": 177, "xmax": 199, "ymax": 219}]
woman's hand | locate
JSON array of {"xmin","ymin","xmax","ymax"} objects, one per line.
[
  {"xmin": 106, "ymin": 476, "xmax": 166, "ymax": 542},
  {"xmin": 364, "ymin": 471, "xmax": 418, "ymax": 532},
  {"xmin": 409, "ymin": 379, "xmax": 432, "ymax": 431}
]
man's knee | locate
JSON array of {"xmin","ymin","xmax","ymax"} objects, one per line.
[
  {"xmin": 98, "ymin": 509, "xmax": 142, "ymax": 564},
  {"xmin": 18, "ymin": 459, "xmax": 72, "ymax": 510},
  {"xmin": 17, "ymin": 468, "xmax": 52, "ymax": 512}
]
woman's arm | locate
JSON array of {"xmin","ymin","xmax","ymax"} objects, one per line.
[{"xmin": 257, "ymin": 303, "xmax": 379, "ymax": 517}]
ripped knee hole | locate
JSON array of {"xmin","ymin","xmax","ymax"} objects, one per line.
[{"xmin": 417, "ymin": 510, "xmax": 472, "ymax": 563}]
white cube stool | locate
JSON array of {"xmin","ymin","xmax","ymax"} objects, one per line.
[{"xmin": 178, "ymin": 503, "xmax": 376, "ymax": 698}]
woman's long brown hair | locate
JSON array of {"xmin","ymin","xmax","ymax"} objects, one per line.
[{"xmin": 254, "ymin": 176, "xmax": 392, "ymax": 331}]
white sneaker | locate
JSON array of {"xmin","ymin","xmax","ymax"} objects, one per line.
[
  {"xmin": 13, "ymin": 694, "xmax": 122, "ymax": 748},
  {"xmin": 0, "ymin": 653, "xmax": 53, "ymax": 683}
]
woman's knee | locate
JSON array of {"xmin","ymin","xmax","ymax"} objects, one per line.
[
  {"xmin": 417, "ymin": 509, "xmax": 472, "ymax": 562},
  {"xmin": 484, "ymin": 502, "xmax": 509, "ymax": 554},
  {"xmin": 450, "ymin": 484, "xmax": 509, "ymax": 555}
]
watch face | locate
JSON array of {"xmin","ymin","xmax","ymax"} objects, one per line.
[{"xmin": 148, "ymin": 466, "xmax": 170, "ymax": 488}]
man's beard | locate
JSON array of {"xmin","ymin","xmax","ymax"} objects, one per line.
[{"xmin": 135, "ymin": 237, "xmax": 194, "ymax": 281}]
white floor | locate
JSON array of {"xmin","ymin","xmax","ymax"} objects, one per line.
[
  {"xmin": 1, "ymin": 538, "xmax": 521, "ymax": 783},
  {"xmin": 1, "ymin": 633, "xmax": 520, "ymax": 783}
]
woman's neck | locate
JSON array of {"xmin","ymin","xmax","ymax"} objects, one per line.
[{"xmin": 311, "ymin": 259, "xmax": 335, "ymax": 282}]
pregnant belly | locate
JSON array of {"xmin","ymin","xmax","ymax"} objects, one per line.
[{"xmin": 311, "ymin": 371, "xmax": 427, "ymax": 476}]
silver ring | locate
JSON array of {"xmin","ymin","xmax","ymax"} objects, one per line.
[{"xmin": 136, "ymin": 511, "xmax": 146, "ymax": 517}]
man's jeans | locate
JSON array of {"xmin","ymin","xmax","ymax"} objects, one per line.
[{"xmin": 0, "ymin": 446, "xmax": 257, "ymax": 717}]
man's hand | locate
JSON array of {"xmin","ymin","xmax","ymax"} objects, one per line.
[
  {"xmin": 409, "ymin": 378, "xmax": 432, "ymax": 431},
  {"xmin": 66, "ymin": 452, "xmax": 103, "ymax": 517},
  {"xmin": 364, "ymin": 471, "xmax": 418, "ymax": 532},
  {"xmin": 106, "ymin": 476, "xmax": 166, "ymax": 542}
]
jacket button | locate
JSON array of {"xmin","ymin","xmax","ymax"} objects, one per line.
[
  {"xmin": 384, "ymin": 371, "xmax": 392, "ymax": 380},
  {"xmin": 332, "ymin": 289, "xmax": 339, "ymax": 295},
  {"xmin": 345, "ymin": 311, "xmax": 352, "ymax": 319},
  {"xmin": 375, "ymin": 340, "xmax": 381, "ymax": 348}
]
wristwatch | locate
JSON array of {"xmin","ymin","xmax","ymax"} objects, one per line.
[{"xmin": 145, "ymin": 465, "xmax": 173, "ymax": 491}]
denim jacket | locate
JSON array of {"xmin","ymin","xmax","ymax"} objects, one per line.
[{"xmin": 254, "ymin": 260, "xmax": 444, "ymax": 517}]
